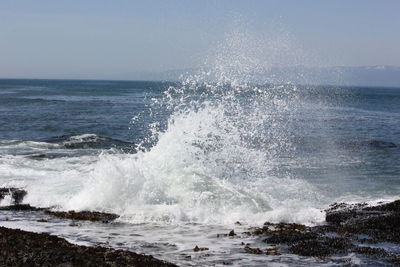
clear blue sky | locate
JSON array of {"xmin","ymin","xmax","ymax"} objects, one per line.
[{"xmin": 1, "ymin": 0, "xmax": 399, "ymax": 79}]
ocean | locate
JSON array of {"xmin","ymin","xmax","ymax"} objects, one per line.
[{"xmin": 0, "ymin": 78, "xmax": 399, "ymax": 266}]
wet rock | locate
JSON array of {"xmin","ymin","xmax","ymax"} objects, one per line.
[
  {"xmin": 0, "ymin": 226, "xmax": 176, "ymax": 267},
  {"xmin": 12, "ymin": 190, "xmax": 27, "ymax": 205},
  {"xmin": 289, "ymin": 237, "xmax": 353, "ymax": 257},
  {"xmin": 253, "ymin": 199, "xmax": 400, "ymax": 264},
  {"xmin": 244, "ymin": 245, "xmax": 263, "ymax": 254},
  {"xmin": 264, "ymin": 247, "xmax": 281, "ymax": 256},
  {"xmin": 0, "ymin": 204, "xmax": 43, "ymax": 211},
  {"xmin": 325, "ymin": 202, "xmax": 367, "ymax": 224},
  {"xmin": 182, "ymin": 254, "xmax": 191, "ymax": 259},
  {"xmin": 0, "ymin": 190, "xmax": 5, "ymax": 201},
  {"xmin": 325, "ymin": 200, "xmax": 400, "ymax": 243},
  {"xmin": 26, "ymin": 154, "xmax": 58, "ymax": 160},
  {"xmin": 0, "ymin": 188, "xmax": 27, "ymax": 205},
  {"xmin": 252, "ymin": 221, "xmax": 308, "ymax": 236},
  {"xmin": 264, "ymin": 231, "xmax": 320, "ymax": 244},
  {"xmin": 354, "ymin": 247, "xmax": 400, "ymax": 264},
  {"xmin": 364, "ymin": 199, "xmax": 400, "ymax": 212},
  {"xmin": 1, "ymin": 205, "xmax": 120, "ymax": 225},
  {"xmin": 354, "ymin": 246, "xmax": 389, "ymax": 257},
  {"xmin": 193, "ymin": 245, "xmax": 209, "ymax": 252},
  {"xmin": 44, "ymin": 210, "xmax": 119, "ymax": 222}
]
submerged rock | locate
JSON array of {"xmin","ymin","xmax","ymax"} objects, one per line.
[
  {"xmin": 340, "ymin": 140, "xmax": 398, "ymax": 149},
  {"xmin": 26, "ymin": 153, "xmax": 66, "ymax": 160},
  {"xmin": 0, "ymin": 226, "xmax": 176, "ymax": 267},
  {"xmin": 368, "ymin": 140, "xmax": 397, "ymax": 148}
]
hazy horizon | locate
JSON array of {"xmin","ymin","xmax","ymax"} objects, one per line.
[
  {"xmin": 2, "ymin": 65, "xmax": 400, "ymax": 88},
  {"xmin": 1, "ymin": 0, "xmax": 400, "ymax": 82}
]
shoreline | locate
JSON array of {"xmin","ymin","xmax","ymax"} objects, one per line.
[
  {"xmin": 0, "ymin": 226, "xmax": 177, "ymax": 267},
  {"xmin": 1, "ymin": 187, "xmax": 399, "ymax": 266}
]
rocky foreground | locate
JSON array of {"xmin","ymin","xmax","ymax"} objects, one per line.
[
  {"xmin": 0, "ymin": 188, "xmax": 176, "ymax": 266},
  {"xmin": 1, "ymin": 187, "xmax": 400, "ymax": 265},
  {"xmin": 243, "ymin": 199, "xmax": 400, "ymax": 265},
  {"xmin": 0, "ymin": 226, "xmax": 176, "ymax": 267}
]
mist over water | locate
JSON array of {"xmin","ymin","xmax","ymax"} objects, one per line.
[{"xmin": 61, "ymin": 28, "xmax": 353, "ymax": 225}]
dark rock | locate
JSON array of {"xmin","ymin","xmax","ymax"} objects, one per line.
[
  {"xmin": 364, "ymin": 199, "xmax": 400, "ymax": 212},
  {"xmin": 325, "ymin": 200, "xmax": 400, "ymax": 243},
  {"xmin": 0, "ymin": 226, "xmax": 176, "ymax": 267},
  {"xmin": 289, "ymin": 240, "xmax": 330, "ymax": 257},
  {"xmin": 253, "ymin": 199, "xmax": 400, "ymax": 264},
  {"xmin": 0, "ymin": 189, "xmax": 5, "ymax": 201},
  {"xmin": 0, "ymin": 188, "xmax": 27, "ymax": 205},
  {"xmin": 340, "ymin": 140, "xmax": 397, "ymax": 149},
  {"xmin": 0, "ymin": 198, "xmax": 120, "ymax": 224},
  {"xmin": 228, "ymin": 230, "xmax": 236, "ymax": 236},
  {"xmin": 0, "ymin": 204, "xmax": 43, "ymax": 211},
  {"xmin": 244, "ymin": 245, "xmax": 262, "ymax": 254},
  {"xmin": 11, "ymin": 190, "xmax": 27, "ymax": 205},
  {"xmin": 44, "ymin": 210, "xmax": 120, "ymax": 222},
  {"xmin": 354, "ymin": 246, "xmax": 389, "ymax": 257},
  {"xmin": 368, "ymin": 140, "xmax": 397, "ymax": 148},
  {"xmin": 264, "ymin": 231, "xmax": 320, "ymax": 244},
  {"xmin": 264, "ymin": 247, "xmax": 281, "ymax": 256},
  {"xmin": 193, "ymin": 245, "xmax": 209, "ymax": 252},
  {"xmin": 289, "ymin": 237, "xmax": 353, "ymax": 257},
  {"xmin": 26, "ymin": 154, "xmax": 57, "ymax": 160},
  {"xmin": 252, "ymin": 222, "xmax": 308, "ymax": 236},
  {"xmin": 353, "ymin": 247, "xmax": 400, "ymax": 264}
]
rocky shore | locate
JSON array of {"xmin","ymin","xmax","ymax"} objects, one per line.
[
  {"xmin": 0, "ymin": 187, "xmax": 176, "ymax": 266},
  {"xmin": 1, "ymin": 187, "xmax": 399, "ymax": 265},
  {"xmin": 0, "ymin": 226, "xmax": 176, "ymax": 267},
  {"xmin": 243, "ymin": 199, "xmax": 400, "ymax": 265}
]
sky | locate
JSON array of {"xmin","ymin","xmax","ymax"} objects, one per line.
[{"xmin": 0, "ymin": 0, "xmax": 399, "ymax": 80}]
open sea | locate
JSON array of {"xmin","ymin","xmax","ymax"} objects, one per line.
[{"xmin": 0, "ymin": 78, "xmax": 399, "ymax": 266}]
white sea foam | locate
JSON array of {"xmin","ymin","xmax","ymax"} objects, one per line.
[{"xmin": 63, "ymin": 28, "xmax": 332, "ymax": 226}]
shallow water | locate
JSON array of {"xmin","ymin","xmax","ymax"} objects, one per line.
[{"xmin": 1, "ymin": 210, "xmax": 390, "ymax": 266}]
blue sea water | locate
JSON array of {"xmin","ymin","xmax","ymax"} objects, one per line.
[{"xmin": 0, "ymin": 78, "xmax": 399, "ymax": 266}]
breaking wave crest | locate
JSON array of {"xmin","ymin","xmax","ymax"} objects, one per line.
[{"xmin": 65, "ymin": 28, "xmax": 330, "ymax": 225}]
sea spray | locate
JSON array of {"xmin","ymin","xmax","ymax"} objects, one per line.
[{"xmin": 66, "ymin": 27, "xmax": 330, "ymax": 225}]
